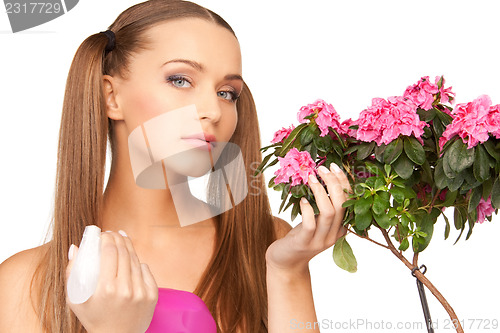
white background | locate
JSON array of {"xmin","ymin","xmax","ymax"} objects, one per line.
[{"xmin": 1, "ymin": 1, "xmax": 499, "ymax": 332}]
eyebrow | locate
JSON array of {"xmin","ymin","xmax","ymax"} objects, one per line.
[{"xmin": 161, "ymin": 58, "xmax": 243, "ymax": 82}]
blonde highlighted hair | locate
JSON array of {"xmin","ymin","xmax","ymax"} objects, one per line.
[{"xmin": 31, "ymin": 0, "xmax": 277, "ymax": 331}]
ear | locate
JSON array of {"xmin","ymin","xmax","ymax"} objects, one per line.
[{"xmin": 103, "ymin": 74, "xmax": 124, "ymax": 120}]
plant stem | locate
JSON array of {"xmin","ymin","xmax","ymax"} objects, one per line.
[
  {"xmin": 378, "ymin": 227, "xmax": 464, "ymax": 333},
  {"xmin": 428, "ymin": 190, "xmax": 442, "ymax": 214},
  {"xmin": 346, "ymin": 228, "xmax": 390, "ymax": 249}
]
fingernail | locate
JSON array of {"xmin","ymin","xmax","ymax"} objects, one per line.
[
  {"xmin": 330, "ymin": 163, "xmax": 342, "ymax": 173},
  {"xmin": 118, "ymin": 230, "xmax": 128, "ymax": 237},
  {"xmin": 301, "ymin": 197, "xmax": 308, "ymax": 204},
  {"xmin": 104, "ymin": 230, "xmax": 113, "ymax": 233},
  {"xmin": 318, "ymin": 165, "xmax": 330, "ymax": 174},
  {"xmin": 68, "ymin": 244, "xmax": 76, "ymax": 261},
  {"xmin": 309, "ymin": 173, "xmax": 319, "ymax": 183}
]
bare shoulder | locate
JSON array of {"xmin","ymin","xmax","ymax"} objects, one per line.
[
  {"xmin": 0, "ymin": 242, "xmax": 50, "ymax": 332},
  {"xmin": 272, "ymin": 215, "xmax": 293, "ymax": 239}
]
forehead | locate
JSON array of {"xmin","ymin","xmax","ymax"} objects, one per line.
[{"xmin": 130, "ymin": 18, "xmax": 242, "ymax": 75}]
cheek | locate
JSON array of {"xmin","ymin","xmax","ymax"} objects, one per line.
[
  {"xmin": 122, "ymin": 87, "xmax": 172, "ymax": 132},
  {"xmin": 225, "ymin": 109, "xmax": 238, "ymax": 140}
]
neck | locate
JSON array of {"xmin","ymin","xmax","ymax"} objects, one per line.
[{"xmin": 100, "ymin": 145, "xmax": 215, "ymax": 250}]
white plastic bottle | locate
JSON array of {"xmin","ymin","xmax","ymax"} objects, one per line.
[{"xmin": 67, "ymin": 225, "xmax": 102, "ymax": 304}]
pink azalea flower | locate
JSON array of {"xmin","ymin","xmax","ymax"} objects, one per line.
[
  {"xmin": 439, "ymin": 95, "xmax": 500, "ymax": 149},
  {"xmin": 297, "ymin": 99, "xmax": 342, "ymax": 137},
  {"xmin": 273, "ymin": 148, "xmax": 317, "ymax": 186},
  {"xmin": 488, "ymin": 104, "xmax": 500, "ymax": 139},
  {"xmin": 339, "ymin": 118, "xmax": 357, "ymax": 138},
  {"xmin": 271, "ymin": 124, "xmax": 295, "ymax": 144},
  {"xmin": 438, "ymin": 188, "xmax": 448, "ymax": 201},
  {"xmin": 356, "ymin": 96, "xmax": 428, "ymax": 146},
  {"xmin": 417, "ymin": 184, "xmax": 432, "ymax": 200},
  {"xmin": 435, "ymin": 76, "xmax": 455, "ymax": 105},
  {"xmin": 403, "ymin": 76, "xmax": 439, "ymax": 111},
  {"xmin": 476, "ymin": 196, "xmax": 495, "ymax": 223}
]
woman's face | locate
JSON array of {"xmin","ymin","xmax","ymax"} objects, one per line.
[{"xmin": 106, "ymin": 18, "xmax": 242, "ymax": 180}]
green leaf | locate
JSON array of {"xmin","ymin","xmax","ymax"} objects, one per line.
[
  {"xmin": 398, "ymin": 238, "xmax": 409, "ymax": 251},
  {"xmin": 443, "ymin": 213, "xmax": 451, "ymax": 240},
  {"xmin": 383, "ymin": 138, "xmax": 403, "ymax": 165},
  {"xmin": 332, "ymin": 236, "xmax": 358, "ymax": 273},
  {"xmin": 468, "ymin": 185, "xmax": 482, "ymax": 213},
  {"xmin": 365, "ymin": 162, "xmax": 381, "ymax": 176},
  {"xmin": 442, "ymin": 190, "xmax": 458, "ymax": 207},
  {"xmin": 436, "ymin": 109, "xmax": 453, "ymax": 125},
  {"xmin": 357, "ymin": 141, "xmax": 376, "ymax": 160},
  {"xmin": 344, "ymin": 144, "xmax": 359, "ymax": 156},
  {"xmin": 291, "ymin": 202, "xmax": 301, "ymax": 221},
  {"xmin": 254, "ymin": 152, "xmax": 275, "ymax": 176},
  {"xmin": 354, "ymin": 196, "xmax": 373, "ymax": 215},
  {"xmin": 417, "ymin": 108, "xmax": 437, "ymax": 122},
  {"xmin": 473, "ymin": 144, "xmax": 491, "ymax": 182},
  {"xmin": 291, "ymin": 184, "xmax": 308, "ymax": 198},
  {"xmin": 483, "ymin": 140, "xmax": 500, "ymax": 161},
  {"xmin": 446, "ymin": 139, "xmax": 475, "ymax": 174},
  {"xmin": 259, "ymin": 142, "xmax": 281, "ymax": 153},
  {"xmin": 374, "ymin": 144, "xmax": 386, "ymax": 163},
  {"xmin": 454, "ymin": 206, "xmax": 465, "ymax": 230},
  {"xmin": 393, "ymin": 152, "xmax": 413, "ymax": 179},
  {"xmin": 434, "ymin": 159, "xmax": 448, "ymax": 189},
  {"xmin": 390, "ymin": 187, "xmax": 405, "ymax": 204},
  {"xmin": 432, "ymin": 118, "xmax": 446, "ymax": 139},
  {"xmin": 412, "ymin": 215, "xmax": 434, "ymax": 252},
  {"xmin": 342, "ymin": 199, "xmax": 356, "ymax": 208},
  {"xmin": 259, "ymin": 158, "xmax": 279, "ymax": 175},
  {"xmin": 384, "ymin": 164, "xmax": 391, "ymax": 177},
  {"xmin": 372, "ymin": 194, "xmax": 388, "ymax": 215},
  {"xmin": 491, "ymin": 176, "xmax": 500, "ymax": 209},
  {"xmin": 303, "ymin": 142, "xmax": 318, "ymax": 161},
  {"xmin": 447, "ymin": 172, "xmax": 464, "ymax": 192},
  {"xmin": 373, "ymin": 212, "xmax": 391, "ymax": 229},
  {"xmin": 355, "ymin": 210, "xmax": 372, "ymax": 230},
  {"xmin": 281, "ymin": 183, "xmax": 290, "ymax": 200},
  {"xmin": 268, "ymin": 176, "xmax": 277, "ymax": 188},
  {"xmin": 465, "ymin": 216, "xmax": 475, "ymax": 240},
  {"xmin": 482, "ymin": 177, "xmax": 493, "ymax": 200},
  {"xmin": 314, "ymin": 134, "xmax": 334, "ymax": 152},
  {"xmin": 278, "ymin": 123, "xmax": 307, "ymax": 157},
  {"xmin": 421, "ymin": 161, "xmax": 433, "ymax": 183},
  {"xmin": 404, "ymin": 137, "xmax": 426, "ymax": 165},
  {"xmin": 299, "ymin": 126, "xmax": 315, "ymax": 146},
  {"xmin": 442, "ymin": 151, "xmax": 457, "ymax": 179}
]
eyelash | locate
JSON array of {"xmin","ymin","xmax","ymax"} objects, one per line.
[{"xmin": 166, "ymin": 75, "xmax": 240, "ymax": 103}]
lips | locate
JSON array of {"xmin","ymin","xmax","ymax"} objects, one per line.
[{"xmin": 181, "ymin": 132, "xmax": 217, "ymax": 150}]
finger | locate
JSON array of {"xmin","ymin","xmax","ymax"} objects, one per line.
[
  {"xmin": 65, "ymin": 244, "xmax": 79, "ymax": 282},
  {"xmin": 99, "ymin": 232, "xmax": 118, "ymax": 282},
  {"xmin": 110, "ymin": 231, "xmax": 132, "ymax": 287},
  {"xmin": 118, "ymin": 230, "xmax": 144, "ymax": 288},
  {"xmin": 312, "ymin": 168, "xmax": 337, "ymax": 238},
  {"xmin": 140, "ymin": 263, "xmax": 159, "ymax": 300},
  {"xmin": 332, "ymin": 163, "xmax": 352, "ymax": 194},
  {"xmin": 297, "ymin": 197, "xmax": 316, "ymax": 245},
  {"xmin": 327, "ymin": 164, "xmax": 349, "ymax": 224}
]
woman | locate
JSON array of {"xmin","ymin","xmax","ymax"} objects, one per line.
[{"xmin": 0, "ymin": 0, "xmax": 349, "ymax": 332}]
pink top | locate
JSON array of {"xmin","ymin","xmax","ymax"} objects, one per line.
[{"xmin": 146, "ymin": 287, "xmax": 217, "ymax": 333}]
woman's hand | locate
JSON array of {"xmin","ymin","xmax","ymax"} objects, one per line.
[
  {"xmin": 66, "ymin": 231, "xmax": 158, "ymax": 333},
  {"xmin": 266, "ymin": 163, "xmax": 351, "ymax": 275}
]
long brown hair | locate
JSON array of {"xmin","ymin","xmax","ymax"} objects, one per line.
[{"xmin": 31, "ymin": 1, "xmax": 277, "ymax": 332}]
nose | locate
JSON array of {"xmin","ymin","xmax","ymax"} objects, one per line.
[{"xmin": 195, "ymin": 89, "xmax": 222, "ymax": 123}]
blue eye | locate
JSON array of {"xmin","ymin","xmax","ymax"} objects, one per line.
[
  {"xmin": 218, "ymin": 90, "xmax": 239, "ymax": 102},
  {"xmin": 167, "ymin": 75, "xmax": 192, "ymax": 88}
]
